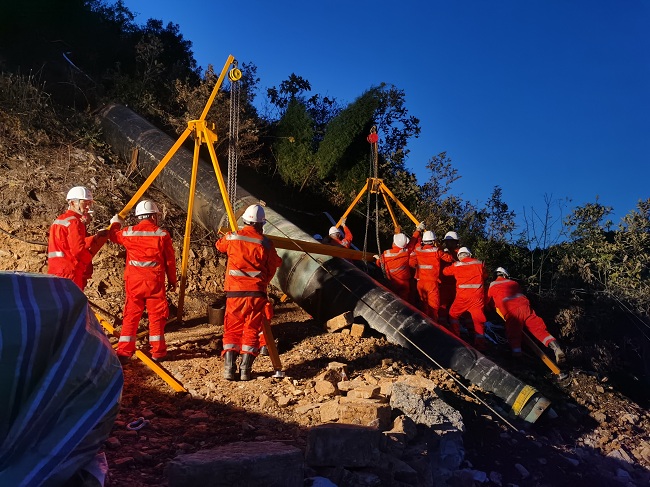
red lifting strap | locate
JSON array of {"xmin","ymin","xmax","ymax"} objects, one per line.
[{"xmin": 367, "ymin": 133, "xmax": 379, "ymax": 144}]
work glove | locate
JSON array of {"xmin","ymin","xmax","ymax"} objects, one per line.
[
  {"xmin": 416, "ymin": 221, "xmax": 426, "ymax": 232},
  {"xmin": 373, "ymin": 254, "xmax": 380, "ymax": 260},
  {"xmin": 340, "ymin": 217, "xmax": 347, "ymax": 226},
  {"xmin": 110, "ymin": 214, "xmax": 125, "ymax": 228}
]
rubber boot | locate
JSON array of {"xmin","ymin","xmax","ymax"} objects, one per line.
[
  {"xmin": 259, "ymin": 345, "xmax": 269, "ymax": 356},
  {"xmin": 223, "ymin": 351, "xmax": 238, "ymax": 381},
  {"xmin": 239, "ymin": 353, "xmax": 256, "ymax": 381},
  {"xmin": 548, "ymin": 340, "xmax": 566, "ymax": 364}
]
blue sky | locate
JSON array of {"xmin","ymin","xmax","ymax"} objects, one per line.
[{"xmin": 122, "ymin": 0, "xmax": 650, "ymax": 232}]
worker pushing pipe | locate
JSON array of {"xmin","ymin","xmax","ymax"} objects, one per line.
[{"xmin": 98, "ymin": 104, "xmax": 552, "ymax": 423}]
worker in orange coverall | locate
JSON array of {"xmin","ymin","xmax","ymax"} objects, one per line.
[
  {"xmin": 442, "ymin": 246, "xmax": 489, "ymax": 350},
  {"xmin": 47, "ymin": 186, "xmax": 105, "ymax": 290},
  {"xmin": 109, "ymin": 199, "xmax": 177, "ymax": 364},
  {"xmin": 325, "ymin": 219, "xmax": 353, "ymax": 248},
  {"xmin": 374, "ymin": 222, "xmax": 425, "ymax": 303},
  {"xmin": 409, "ymin": 230, "xmax": 454, "ymax": 321},
  {"xmin": 438, "ymin": 231, "xmax": 460, "ymax": 326},
  {"xmin": 215, "ymin": 204, "xmax": 282, "ymax": 381},
  {"xmin": 487, "ymin": 267, "xmax": 566, "ymax": 363}
]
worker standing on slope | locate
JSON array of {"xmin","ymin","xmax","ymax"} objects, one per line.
[
  {"xmin": 47, "ymin": 186, "xmax": 102, "ymax": 290},
  {"xmin": 374, "ymin": 222, "xmax": 425, "ymax": 303},
  {"xmin": 215, "ymin": 204, "xmax": 282, "ymax": 381},
  {"xmin": 410, "ymin": 230, "xmax": 455, "ymax": 321},
  {"xmin": 442, "ymin": 246, "xmax": 489, "ymax": 350},
  {"xmin": 324, "ymin": 218, "xmax": 353, "ymax": 248},
  {"xmin": 438, "ymin": 230, "xmax": 460, "ymax": 326},
  {"xmin": 109, "ymin": 200, "xmax": 178, "ymax": 364},
  {"xmin": 487, "ymin": 267, "xmax": 566, "ymax": 363}
]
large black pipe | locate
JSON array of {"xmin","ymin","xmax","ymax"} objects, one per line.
[{"xmin": 98, "ymin": 103, "xmax": 551, "ymax": 423}]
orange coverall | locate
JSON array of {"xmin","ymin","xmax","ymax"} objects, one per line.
[
  {"xmin": 47, "ymin": 210, "xmax": 93, "ymax": 290},
  {"xmin": 442, "ymin": 256, "xmax": 487, "ymax": 337},
  {"xmin": 438, "ymin": 248, "xmax": 458, "ymax": 326},
  {"xmin": 216, "ymin": 225, "xmax": 282, "ymax": 357},
  {"xmin": 376, "ymin": 231, "xmax": 420, "ymax": 303},
  {"xmin": 487, "ymin": 276, "xmax": 558, "ymax": 352},
  {"xmin": 110, "ymin": 219, "xmax": 177, "ymax": 360},
  {"xmin": 410, "ymin": 244, "xmax": 454, "ymax": 321},
  {"xmin": 327, "ymin": 225, "xmax": 353, "ymax": 248}
]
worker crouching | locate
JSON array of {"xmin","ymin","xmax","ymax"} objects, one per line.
[
  {"xmin": 487, "ymin": 267, "xmax": 566, "ymax": 364},
  {"xmin": 215, "ymin": 204, "xmax": 282, "ymax": 381}
]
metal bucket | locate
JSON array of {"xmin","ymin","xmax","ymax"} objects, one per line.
[{"xmin": 207, "ymin": 302, "xmax": 225, "ymax": 327}]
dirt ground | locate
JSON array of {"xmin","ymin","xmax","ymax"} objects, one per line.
[{"xmin": 1, "ymin": 125, "xmax": 649, "ymax": 486}]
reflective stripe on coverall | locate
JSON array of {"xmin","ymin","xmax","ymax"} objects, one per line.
[
  {"xmin": 442, "ymin": 257, "xmax": 487, "ymax": 337},
  {"xmin": 47, "ymin": 210, "xmax": 92, "ymax": 290},
  {"xmin": 487, "ymin": 276, "xmax": 556, "ymax": 352},
  {"xmin": 215, "ymin": 225, "xmax": 282, "ymax": 357},
  {"xmin": 110, "ymin": 220, "xmax": 177, "ymax": 359},
  {"xmin": 410, "ymin": 245, "xmax": 455, "ymax": 321},
  {"xmin": 438, "ymin": 248, "xmax": 458, "ymax": 325}
]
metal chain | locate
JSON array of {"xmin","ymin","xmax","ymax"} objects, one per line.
[{"xmin": 227, "ymin": 74, "xmax": 241, "ymax": 226}]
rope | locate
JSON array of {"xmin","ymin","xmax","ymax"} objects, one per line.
[
  {"xmin": 227, "ymin": 69, "xmax": 241, "ymax": 227},
  {"xmin": 263, "ymin": 217, "xmax": 519, "ymax": 431}
]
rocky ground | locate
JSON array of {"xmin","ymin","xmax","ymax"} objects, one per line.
[{"xmin": 1, "ymin": 113, "xmax": 649, "ymax": 486}]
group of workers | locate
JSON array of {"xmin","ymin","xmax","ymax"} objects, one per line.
[
  {"xmin": 47, "ymin": 185, "xmax": 564, "ymax": 382},
  {"xmin": 46, "ymin": 185, "xmax": 281, "ymax": 380},
  {"xmin": 372, "ymin": 224, "xmax": 566, "ymax": 364}
]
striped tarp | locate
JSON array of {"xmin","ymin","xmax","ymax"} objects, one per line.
[{"xmin": 0, "ymin": 272, "xmax": 123, "ymax": 486}]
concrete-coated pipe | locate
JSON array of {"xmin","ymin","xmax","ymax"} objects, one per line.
[{"xmin": 98, "ymin": 103, "xmax": 551, "ymax": 423}]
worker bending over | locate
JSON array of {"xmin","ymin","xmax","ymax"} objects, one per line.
[
  {"xmin": 325, "ymin": 218, "xmax": 353, "ymax": 248},
  {"xmin": 216, "ymin": 204, "xmax": 282, "ymax": 381},
  {"xmin": 487, "ymin": 267, "xmax": 566, "ymax": 363},
  {"xmin": 109, "ymin": 200, "xmax": 177, "ymax": 364}
]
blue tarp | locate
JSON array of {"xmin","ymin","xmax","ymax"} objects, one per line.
[{"xmin": 0, "ymin": 272, "xmax": 123, "ymax": 486}]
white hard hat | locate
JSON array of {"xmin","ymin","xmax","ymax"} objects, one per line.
[
  {"xmin": 242, "ymin": 204, "xmax": 266, "ymax": 224},
  {"xmin": 496, "ymin": 267, "xmax": 509, "ymax": 277},
  {"xmin": 444, "ymin": 231, "xmax": 458, "ymax": 241},
  {"xmin": 422, "ymin": 231, "xmax": 435, "ymax": 243},
  {"xmin": 66, "ymin": 186, "xmax": 93, "ymax": 201},
  {"xmin": 458, "ymin": 246, "xmax": 472, "ymax": 257},
  {"xmin": 393, "ymin": 233, "xmax": 409, "ymax": 248},
  {"xmin": 134, "ymin": 199, "xmax": 160, "ymax": 217},
  {"xmin": 313, "ymin": 234, "xmax": 323, "ymax": 241},
  {"xmin": 329, "ymin": 226, "xmax": 342, "ymax": 237}
]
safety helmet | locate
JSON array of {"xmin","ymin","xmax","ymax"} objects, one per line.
[
  {"xmin": 457, "ymin": 246, "xmax": 472, "ymax": 258},
  {"xmin": 422, "ymin": 231, "xmax": 435, "ymax": 243},
  {"xmin": 443, "ymin": 231, "xmax": 458, "ymax": 241},
  {"xmin": 329, "ymin": 226, "xmax": 342, "ymax": 238},
  {"xmin": 393, "ymin": 233, "xmax": 409, "ymax": 249},
  {"xmin": 242, "ymin": 204, "xmax": 266, "ymax": 224},
  {"xmin": 313, "ymin": 234, "xmax": 323, "ymax": 241},
  {"xmin": 134, "ymin": 199, "xmax": 160, "ymax": 218},
  {"xmin": 66, "ymin": 186, "xmax": 93, "ymax": 201},
  {"xmin": 496, "ymin": 266, "xmax": 509, "ymax": 277}
]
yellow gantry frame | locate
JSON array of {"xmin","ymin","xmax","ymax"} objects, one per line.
[
  {"xmin": 337, "ymin": 177, "xmax": 421, "ymax": 235},
  {"xmin": 115, "ymin": 55, "xmax": 239, "ymax": 321},
  {"xmin": 111, "ymin": 55, "xmax": 284, "ymax": 374}
]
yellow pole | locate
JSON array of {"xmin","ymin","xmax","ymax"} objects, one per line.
[
  {"xmin": 199, "ymin": 55, "xmax": 235, "ymax": 121},
  {"xmin": 338, "ymin": 180, "xmax": 370, "ymax": 227},
  {"xmin": 118, "ymin": 128, "xmax": 192, "ymax": 218},
  {"xmin": 379, "ymin": 181, "xmax": 420, "ymax": 227},
  {"xmin": 176, "ymin": 125, "xmax": 202, "ymax": 322}
]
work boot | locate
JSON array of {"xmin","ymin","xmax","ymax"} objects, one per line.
[
  {"xmin": 223, "ymin": 351, "xmax": 238, "ymax": 381},
  {"xmin": 473, "ymin": 334, "xmax": 488, "ymax": 352},
  {"xmin": 239, "ymin": 353, "xmax": 256, "ymax": 381},
  {"xmin": 259, "ymin": 345, "xmax": 269, "ymax": 357},
  {"xmin": 548, "ymin": 340, "xmax": 566, "ymax": 364}
]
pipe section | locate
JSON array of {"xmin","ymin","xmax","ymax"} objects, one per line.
[{"xmin": 98, "ymin": 103, "xmax": 551, "ymax": 423}]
